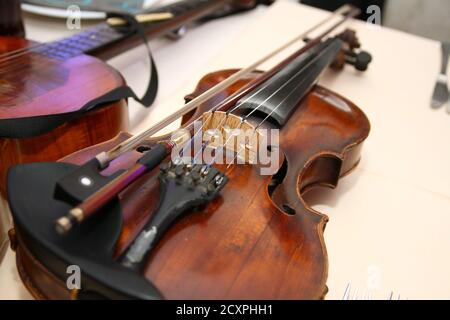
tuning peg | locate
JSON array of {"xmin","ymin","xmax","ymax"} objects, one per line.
[{"xmin": 345, "ymin": 50, "xmax": 373, "ymax": 71}]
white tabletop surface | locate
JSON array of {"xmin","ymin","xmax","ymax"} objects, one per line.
[{"xmin": 1, "ymin": 0, "xmax": 449, "ymax": 300}]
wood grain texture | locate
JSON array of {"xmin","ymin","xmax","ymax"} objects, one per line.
[
  {"xmin": 0, "ymin": 37, "xmax": 129, "ymax": 197},
  {"xmin": 13, "ymin": 69, "xmax": 369, "ymax": 300}
]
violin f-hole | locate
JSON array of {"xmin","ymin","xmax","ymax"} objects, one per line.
[
  {"xmin": 299, "ymin": 155, "xmax": 343, "ymax": 194},
  {"xmin": 268, "ymin": 153, "xmax": 344, "ymax": 217},
  {"xmin": 267, "ymin": 154, "xmax": 298, "ymax": 216}
]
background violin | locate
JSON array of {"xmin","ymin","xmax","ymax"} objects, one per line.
[
  {"xmin": 0, "ymin": 0, "xmax": 273, "ymax": 200},
  {"xmin": 7, "ymin": 6, "xmax": 372, "ymax": 299}
]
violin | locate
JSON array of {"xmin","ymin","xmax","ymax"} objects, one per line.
[
  {"xmin": 7, "ymin": 5, "xmax": 372, "ymax": 300},
  {"xmin": 0, "ymin": 0, "xmax": 272, "ymax": 200}
]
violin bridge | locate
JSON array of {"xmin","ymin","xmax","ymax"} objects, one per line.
[
  {"xmin": 201, "ymin": 111, "xmax": 261, "ymax": 164},
  {"xmin": 171, "ymin": 129, "xmax": 192, "ymax": 147}
]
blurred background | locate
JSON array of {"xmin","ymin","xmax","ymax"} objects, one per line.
[
  {"xmin": 299, "ymin": 0, "xmax": 450, "ymax": 42},
  {"xmin": 11, "ymin": 0, "xmax": 450, "ymax": 42}
]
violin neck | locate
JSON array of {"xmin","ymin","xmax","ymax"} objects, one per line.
[
  {"xmin": 44, "ymin": 0, "xmax": 230, "ymax": 61},
  {"xmin": 238, "ymin": 38, "xmax": 344, "ymax": 127}
]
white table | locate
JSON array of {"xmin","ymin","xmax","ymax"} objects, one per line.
[{"xmin": 1, "ymin": 0, "xmax": 449, "ymax": 300}]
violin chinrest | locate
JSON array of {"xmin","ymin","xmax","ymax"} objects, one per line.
[{"xmin": 7, "ymin": 162, "xmax": 162, "ymax": 300}]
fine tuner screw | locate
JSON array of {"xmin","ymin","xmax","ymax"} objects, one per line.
[
  {"xmin": 160, "ymin": 162, "xmax": 226, "ymax": 194},
  {"xmin": 345, "ymin": 50, "xmax": 372, "ymax": 71}
]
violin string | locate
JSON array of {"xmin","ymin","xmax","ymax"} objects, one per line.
[
  {"xmin": 0, "ymin": 43, "xmax": 44, "ymax": 61},
  {"xmin": 193, "ymin": 116, "xmax": 247, "ymax": 165},
  {"xmin": 1, "ymin": 6, "xmax": 354, "ymax": 76},
  {"xmin": 179, "ymin": 81, "xmax": 271, "ymax": 160},
  {"xmin": 224, "ymin": 77, "xmax": 315, "ymax": 174},
  {"xmin": 180, "ymin": 38, "xmax": 330, "ymax": 170},
  {"xmin": 224, "ymin": 83, "xmax": 301, "ymax": 174},
  {"xmin": 225, "ymin": 78, "xmax": 278, "ymax": 114},
  {"xmin": 190, "ymin": 115, "xmax": 226, "ymax": 162},
  {"xmin": 184, "ymin": 45, "xmax": 323, "ymax": 164},
  {"xmin": 0, "ymin": 23, "xmax": 119, "ymax": 63},
  {"xmin": 214, "ymin": 120, "xmax": 245, "ymax": 166},
  {"xmin": 183, "ymin": 53, "xmax": 327, "ymax": 166},
  {"xmin": 189, "ymin": 79, "xmax": 279, "ymax": 164},
  {"xmin": 97, "ymin": 5, "xmax": 357, "ymax": 166},
  {"xmin": 0, "ymin": 52, "xmax": 53, "ymax": 72},
  {"xmin": 201, "ymin": 43, "xmax": 333, "ymax": 170},
  {"xmin": 0, "ymin": 42, "xmax": 56, "ymax": 65},
  {"xmin": 188, "ymin": 4, "xmax": 356, "ymax": 152},
  {"xmin": 183, "ymin": 5, "xmax": 358, "ymax": 163},
  {"xmin": 181, "ymin": 79, "xmax": 268, "ymax": 157},
  {"xmin": 184, "ymin": 112, "xmax": 235, "ymax": 163},
  {"xmin": 0, "ymin": 9, "xmax": 176, "ymax": 65},
  {"xmin": 240, "ymin": 51, "xmax": 316, "ymax": 121},
  {"xmin": 252, "ymin": 41, "xmax": 334, "ymax": 132},
  {"xmin": 0, "ymin": 43, "xmax": 43, "ymax": 60},
  {"xmin": 0, "ymin": 21, "xmax": 117, "ymax": 64},
  {"xmin": 0, "ymin": 25, "xmax": 110, "ymax": 67},
  {"xmin": 179, "ymin": 112, "xmax": 213, "ymax": 157},
  {"xmin": 225, "ymin": 51, "xmax": 333, "ymax": 171}
]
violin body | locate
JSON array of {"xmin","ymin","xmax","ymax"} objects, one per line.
[
  {"xmin": 11, "ymin": 68, "xmax": 370, "ymax": 299},
  {"xmin": 0, "ymin": 36, "xmax": 128, "ymax": 197}
]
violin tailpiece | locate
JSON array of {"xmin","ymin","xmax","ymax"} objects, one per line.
[{"xmin": 120, "ymin": 161, "xmax": 228, "ymax": 271}]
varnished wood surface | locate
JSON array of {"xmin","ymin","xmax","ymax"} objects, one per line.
[
  {"xmin": 90, "ymin": 0, "xmax": 272, "ymax": 60},
  {"xmin": 0, "ymin": 37, "xmax": 129, "ymax": 197},
  {"xmin": 0, "ymin": 37, "xmax": 125, "ymax": 118},
  {"xmin": 0, "ymin": 1, "xmax": 271, "ymax": 199},
  {"xmin": 0, "ymin": 0, "xmax": 24, "ymax": 38},
  {"xmin": 16, "ymin": 69, "xmax": 370, "ymax": 299}
]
